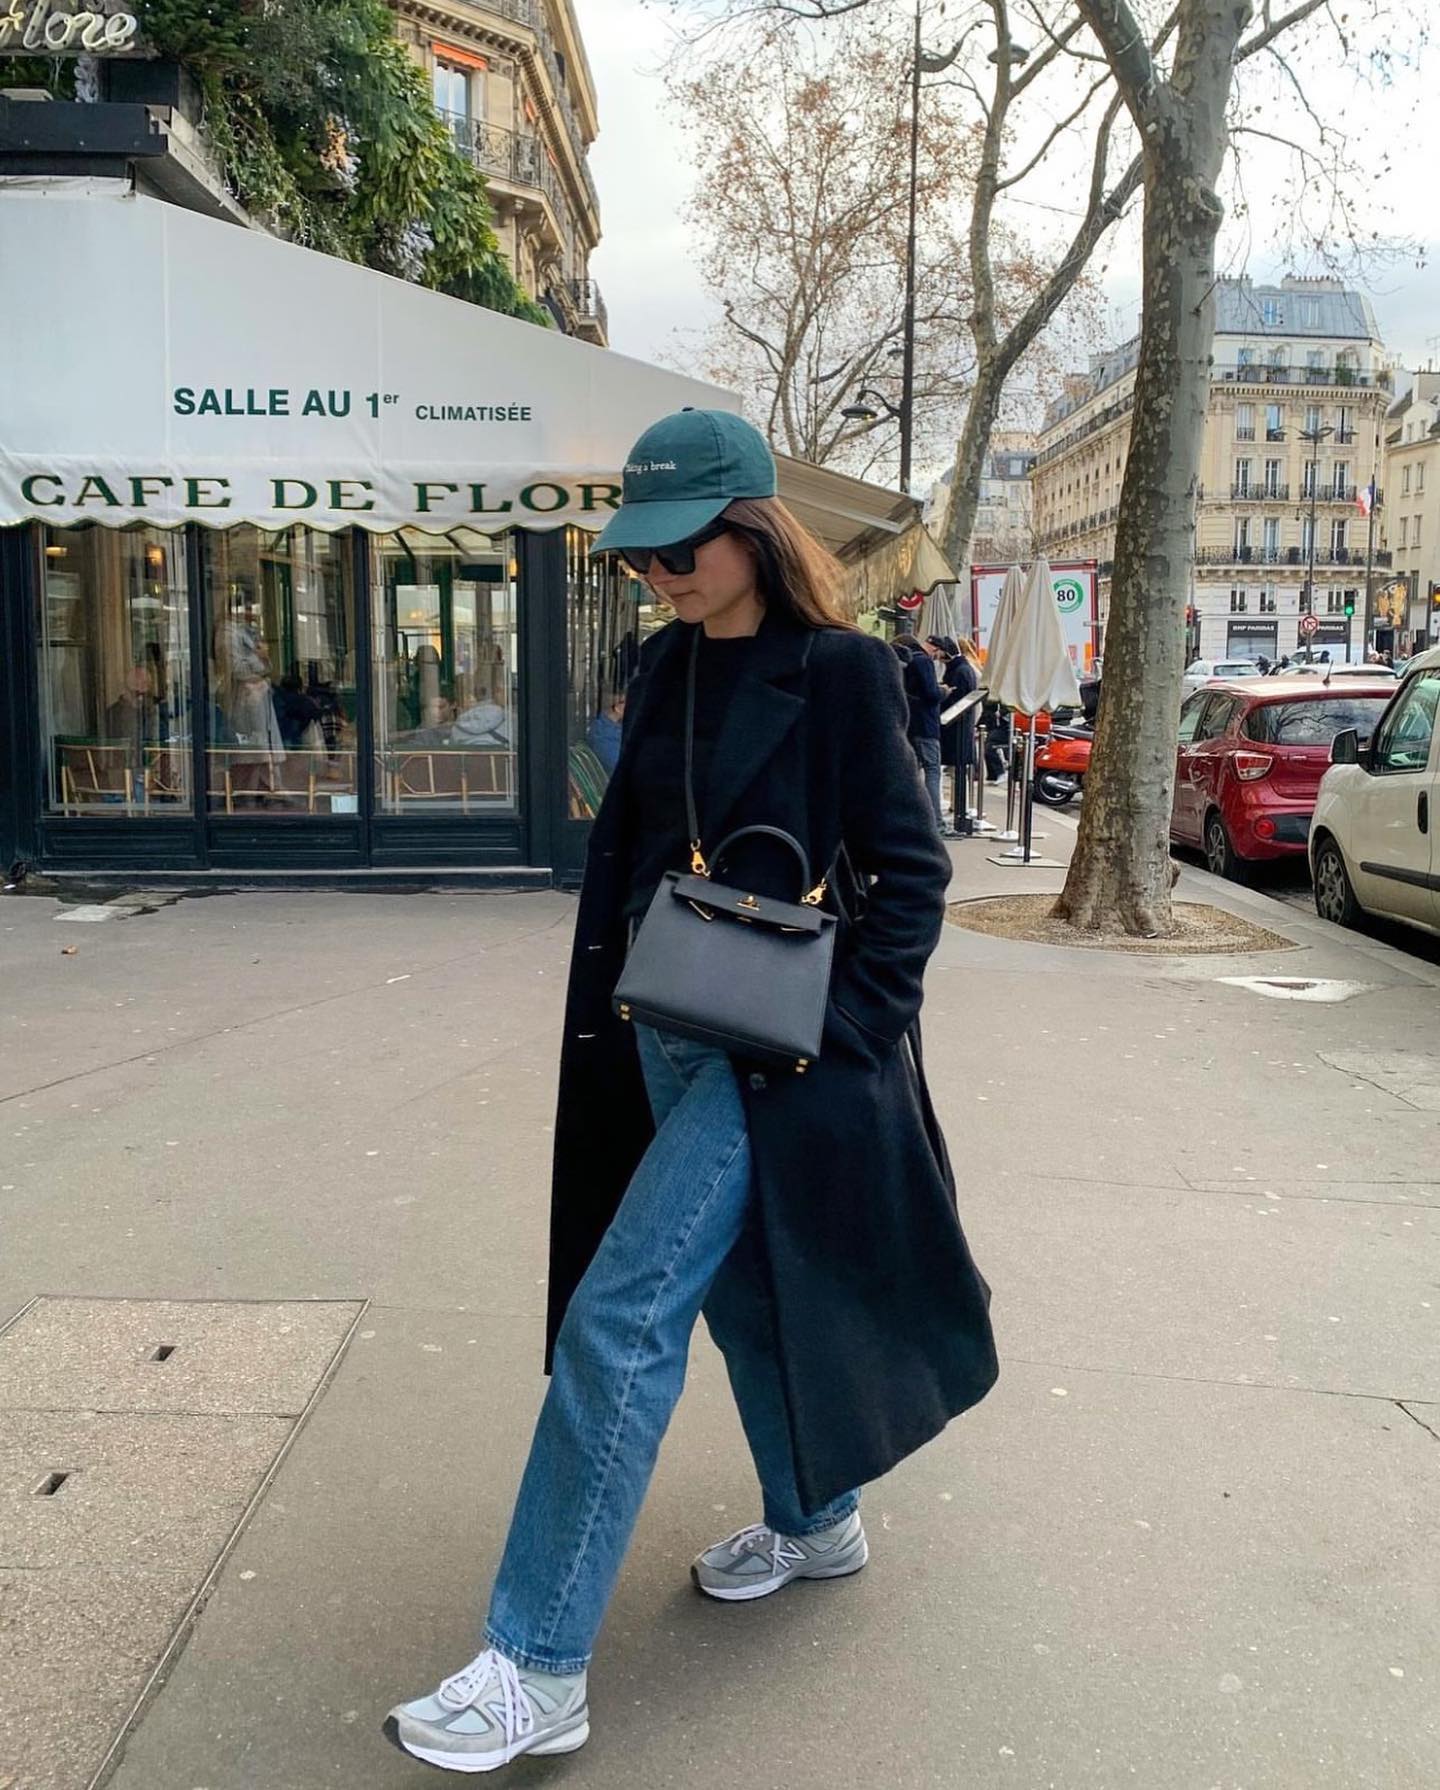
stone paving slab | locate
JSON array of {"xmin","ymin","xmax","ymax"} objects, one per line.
[
  {"xmin": 1, "ymin": 1413, "xmax": 291, "ymax": 1572},
  {"xmin": 0, "ymin": 1298, "xmax": 364, "ymax": 1418},
  {"xmin": 0, "ymin": 1299, "xmax": 361, "ymax": 1790},
  {"xmin": 0, "ymin": 1567, "xmax": 195, "ymax": 1790}
]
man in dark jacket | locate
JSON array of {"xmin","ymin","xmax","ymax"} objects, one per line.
[
  {"xmin": 931, "ymin": 636, "xmax": 975, "ymax": 835},
  {"xmin": 891, "ymin": 633, "xmax": 945, "ymax": 831}
]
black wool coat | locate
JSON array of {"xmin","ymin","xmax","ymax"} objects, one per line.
[{"xmin": 545, "ymin": 611, "xmax": 998, "ymax": 1513}]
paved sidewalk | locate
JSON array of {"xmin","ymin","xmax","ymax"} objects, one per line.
[{"xmin": 1, "ymin": 834, "xmax": 1437, "ymax": 1790}]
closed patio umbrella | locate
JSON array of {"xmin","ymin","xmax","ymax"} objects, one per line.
[
  {"xmin": 986, "ymin": 556, "xmax": 1082, "ymax": 715},
  {"xmin": 985, "ymin": 558, "xmax": 1080, "ymax": 863}
]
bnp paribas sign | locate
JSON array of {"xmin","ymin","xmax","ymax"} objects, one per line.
[{"xmin": 0, "ymin": 1, "xmax": 141, "ymax": 54}]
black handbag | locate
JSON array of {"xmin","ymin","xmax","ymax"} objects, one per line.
[{"xmin": 612, "ymin": 630, "xmax": 838, "ymax": 1073}]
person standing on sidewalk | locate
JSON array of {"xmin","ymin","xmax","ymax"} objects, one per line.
[
  {"xmin": 892, "ymin": 631, "xmax": 946, "ymax": 832},
  {"xmin": 385, "ymin": 409, "xmax": 997, "ymax": 1774},
  {"xmin": 932, "ymin": 634, "xmax": 977, "ymax": 835}
]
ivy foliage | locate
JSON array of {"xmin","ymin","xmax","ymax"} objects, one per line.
[{"xmin": 131, "ymin": 0, "xmax": 550, "ymax": 325}]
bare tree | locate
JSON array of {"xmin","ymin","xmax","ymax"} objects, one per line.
[
  {"xmin": 669, "ymin": 24, "xmax": 1038, "ymax": 477},
  {"xmin": 1052, "ymin": 0, "xmax": 1408, "ymax": 935}
]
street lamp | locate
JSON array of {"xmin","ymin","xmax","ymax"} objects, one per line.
[
  {"xmin": 843, "ymin": 9, "xmax": 1029, "ymax": 495},
  {"xmin": 1299, "ymin": 422, "xmax": 1334, "ymax": 661}
]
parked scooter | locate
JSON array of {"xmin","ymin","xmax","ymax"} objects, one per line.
[{"xmin": 1033, "ymin": 724, "xmax": 1092, "ymax": 806}]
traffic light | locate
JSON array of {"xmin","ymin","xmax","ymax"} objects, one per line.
[{"xmin": 1343, "ymin": 594, "xmax": 1356, "ymax": 618}]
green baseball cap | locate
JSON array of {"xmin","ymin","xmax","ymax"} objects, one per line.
[{"xmin": 591, "ymin": 408, "xmax": 777, "ymax": 556}]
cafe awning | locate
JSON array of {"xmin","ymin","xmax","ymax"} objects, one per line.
[{"xmin": 0, "ymin": 183, "xmax": 911, "ymax": 555}]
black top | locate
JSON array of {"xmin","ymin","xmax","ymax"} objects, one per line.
[
  {"xmin": 623, "ymin": 628, "xmax": 755, "ymax": 920},
  {"xmin": 901, "ymin": 649, "xmax": 943, "ymax": 741}
]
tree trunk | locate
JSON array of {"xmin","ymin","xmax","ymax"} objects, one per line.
[
  {"xmin": 1055, "ymin": 19, "xmax": 1236, "ymax": 934},
  {"xmin": 940, "ymin": 356, "xmax": 1005, "ymax": 585}
]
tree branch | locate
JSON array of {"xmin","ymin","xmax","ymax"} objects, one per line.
[
  {"xmin": 1237, "ymin": 0, "xmax": 1328, "ymax": 62},
  {"xmin": 996, "ymin": 71, "xmax": 1112, "ymax": 191},
  {"xmin": 1073, "ymin": 0, "xmax": 1160, "ymax": 131}
]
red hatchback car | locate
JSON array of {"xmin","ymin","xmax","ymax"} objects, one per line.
[{"xmin": 1171, "ymin": 676, "xmax": 1396, "ymax": 880}]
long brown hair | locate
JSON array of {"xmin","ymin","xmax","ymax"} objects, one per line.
[{"xmin": 720, "ymin": 497, "xmax": 858, "ymax": 631}]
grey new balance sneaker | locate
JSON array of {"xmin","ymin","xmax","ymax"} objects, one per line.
[
  {"xmin": 692, "ymin": 1511, "xmax": 868, "ymax": 1602},
  {"xmin": 383, "ymin": 1646, "xmax": 588, "ymax": 1774}
]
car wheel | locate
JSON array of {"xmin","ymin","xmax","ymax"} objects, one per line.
[
  {"xmin": 1312, "ymin": 835, "xmax": 1361, "ymax": 928},
  {"xmin": 1204, "ymin": 810, "xmax": 1249, "ymax": 883}
]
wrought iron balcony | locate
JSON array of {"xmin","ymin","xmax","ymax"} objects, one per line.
[
  {"xmin": 1231, "ymin": 482, "xmax": 1289, "ymax": 501},
  {"xmin": 440, "ymin": 111, "xmax": 566, "ymax": 218},
  {"xmin": 1197, "ymin": 544, "xmax": 1373, "ymax": 568},
  {"xmin": 1235, "ymin": 427, "xmax": 1256, "ymax": 441},
  {"xmin": 569, "ymin": 277, "xmax": 607, "ymax": 336}
]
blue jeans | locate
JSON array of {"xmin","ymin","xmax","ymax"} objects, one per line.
[
  {"xmin": 914, "ymin": 736, "xmax": 944, "ymax": 829},
  {"xmin": 484, "ymin": 1027, "xmax": 861, "ymax": 1673}
]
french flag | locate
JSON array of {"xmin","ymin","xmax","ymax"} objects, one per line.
[{"xmin": 1356, "ymin": 479, "xmax": 1376, "ymax": 517}]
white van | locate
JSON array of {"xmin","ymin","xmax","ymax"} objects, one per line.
[{"xmin": 1309, "ymin": 644, "xmax": 1440, "ymax": 937}]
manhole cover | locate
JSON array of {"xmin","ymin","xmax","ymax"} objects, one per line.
[{"xmin": 1217, "ymin": 976, "xmax": 1372, "ymax": 1002}]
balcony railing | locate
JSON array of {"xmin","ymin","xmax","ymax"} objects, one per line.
[
  {"xmin": 535, "ymin": 32, "xmax": 600, "ymax": 219},
  {"xmin": 1218, "ymin": 365, "xmax": 1379, "ymax": 389},
  {"xmin": 1197, "ymin": 545, "xmax": 1380, "ymax": 568},
  {"xmin": 440, "ymin": 111, "xmax": 565, "ymax": 217},
  {"xmin": 569, "ymin": 277, "xmax": 607, "ymax": 335},
  {"xmin": 1235, "ymin": 427, "xmax": 1256, "ymax": 441},
  {"xmin": 1231, "ymin": 482, "xmax": 1290, "ymax": 501}
]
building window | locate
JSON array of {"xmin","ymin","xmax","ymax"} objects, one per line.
[
  {"xmin": 1403, "ymin": 464, "xmax": 1412, "ymax": 496},
  {"xmin": 1259, "ymin": 588, "xmax": 1277, "ymax": 614},
  {"xmin": 1230, "ymin": 590, "xmax": 1247, "ymax": 613},
  {"xmin": 1234, "ymin": 458, "xmax": 1251, "ymax": 495},
  {"xmin": 1331, "ymin": 519, "xmax": 1348, "ymax": 555},
  {"xmin": 433, "ymin": 59, "xmax": 470, "ymax": 119},
  {"xmin": 36, "ymin": 525, "xmax": 194, "ymax": 817},
  {"xmin": 1262, "ymin": 298, "xmax": 1283, "ymax": 326},
  {"xmin": 1304, "ymin": 404, "xmax": 1322, "ymax": 435},
  {"xmin": 1235, "ymin": 518, "xmax": 1251, "ymax": 553},
  {"xmin": 1263, "ymin": 458, "xmax": 1282, "ymax": 496},
  {"xmin": 1301, "ymin": 461, "xmax": 1316, "ymax": 500},
  {"xmin": 1333, "ymin": 461, "xmax": 1350, "ymax": 499},
  {"xmin": 1268, "ymin": 346, "xmax": 1288, "ymax": 375},
  {"xmin": 1238, "ymin": 347, "xmax": 1255, "ymax": 369},
  {"xmin": 1419, "ymin": 463, "xmax": 1427, "ymax": 494},
  {"xmin": 1338, "ymin": 405, "xmax": 1354, "ymax": 441},
  {"xmin": 1327, "ymin": 590, "xmax": 1345, "ymax": 614},
  {"xmin": 1399, "ymin": 517, "xmax": 1409, "ymax": 549},
  {"xmin": 1266, "ymin": 404, "xmax": 1284, "ymax": 441},
  {"xmin": 1415, "ymin": 514, "xmax": 1423, "ymax": 548},
  {"xmin": 1262, "ymin": 517, "xmax": 1280, "ymax": 556}
]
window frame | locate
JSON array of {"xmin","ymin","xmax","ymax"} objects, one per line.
[{"xmin": 1369, "ymin": 671, "xmax": 1440, "ymax": 776}]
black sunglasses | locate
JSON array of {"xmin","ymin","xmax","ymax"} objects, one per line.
[{"xmin": 618, "ymin": 517, "xmax": 732, "ymax": 577}]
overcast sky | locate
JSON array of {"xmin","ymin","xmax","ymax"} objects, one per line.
[{"xmin": 574, "ymin": 0, "xmax": 1439, "ymax": 482}]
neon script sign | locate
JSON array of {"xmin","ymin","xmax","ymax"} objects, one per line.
[{"xmin": 0, "ymin": 1, "xmax": 140, "ymax": 53}]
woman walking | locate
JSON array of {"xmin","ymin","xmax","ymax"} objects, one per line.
[{"xmin": 385, "ymin": 409, "xmax": 997, "ymax": 1774}]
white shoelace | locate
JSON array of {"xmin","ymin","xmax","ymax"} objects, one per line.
[
  {"xmin": 437, "ymin": 1648, "xmax": 534, "ymax": 1741},
  {"xmin": 728, "ymin": 1522, "xmax": 808, "ymax": 1574}
]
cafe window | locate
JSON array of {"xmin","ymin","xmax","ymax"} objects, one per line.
[
  {"xmin": 201, "ymin": 527, "xmax": 357, "ymax": 816},
  {"xmin": 36, "ymin": 525, "xmax": 193, "ymax": 817},
  {"xmin": 371, "ymin": 529, "xmax": 518, "ymax": 814},
  {"xmin": 564, "ymin": 527, "xmax": 651, "ymax": 819}
]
